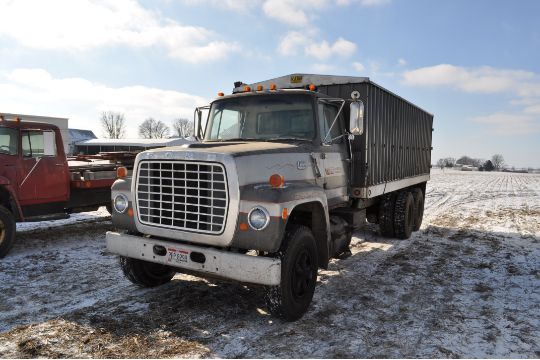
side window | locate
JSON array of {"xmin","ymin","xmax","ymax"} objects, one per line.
[
  {"xmin": 318, "ymin": 103, "xmax": 343, "ymax": 143},
  {"xmin": 21, "ymin": 131, "xmax": 56, "ymax": 157}
]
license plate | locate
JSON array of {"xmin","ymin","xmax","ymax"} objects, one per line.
[{"xmin": 167, "ymin": 247, "xmax": 189, "ymax": 264}]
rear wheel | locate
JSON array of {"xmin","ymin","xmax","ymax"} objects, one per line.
[
  {"xmin": 264, "ymin": 225, "xmax": 318, "ymax": 321},
  {"xmin": 412, "ymin": 188, "xmax": 424, "ymax": 231},
  {"xmin": 120, "ymin": 257, "xmax": 176, "ymax": 287},
  {"xmin": 394, "ymin": 191, "xmax": 415, "ymax": 239},
  {"xmin": 0, "ymin": 205, "xmax": 16, "ymax": 259},
  {"xmin": 378, "ymin": 193, "xmax": 396, "ymax": 237}
]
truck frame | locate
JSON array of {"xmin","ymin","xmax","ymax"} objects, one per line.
[
  {"xmin": 106, "ymin": 74, "xmax": 433, "ymax": 320},
  {"xmin": 0, "ymin": 117, "xmax": 133, "ymax": 258}
]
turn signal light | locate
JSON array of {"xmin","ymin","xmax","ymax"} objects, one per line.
[
  {"xmin": 269, "ymin": 174, "xmax": 285, "ymax": 188},
  {"xmin": 127, "ymin": 208, "xmax": 134, "ymax": 217},
  {"xmin": 282, "ymin": 207, "xmax": 288, "ymax": 220},
  {"xmin": 116, "ymin": 166, "xmax": 127, "ymax": 178},
  {"xmin": 269, "ymin": 83, "xmax": 277, "ymax": 90},
  {"xmin": 239, "ymin": 222, "xmax": 249, "ymax": 231}
]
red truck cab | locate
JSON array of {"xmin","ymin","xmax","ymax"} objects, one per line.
[{"xmin": 0, "ymin": 117, "xmax": 126, "ymax": 258}]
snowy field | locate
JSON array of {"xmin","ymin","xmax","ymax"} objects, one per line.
[{"xmin": 0, "ymin": 169, "xmax": 539, "ymax": 358}]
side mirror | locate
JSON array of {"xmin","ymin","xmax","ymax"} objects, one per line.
[
  {"xmin": 349, "ymin": 100, "xmax": 364, "ymax": 136},
  {"xmin": 43, "ymin": 131, "xmax": 56, "ymax": 156},
  {"xmin": 193, "ymin": 106, "xmax": 210, "ymax": 141}
]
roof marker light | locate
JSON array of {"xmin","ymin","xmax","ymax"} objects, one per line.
[
  {"xmin": 269, "ymin": 83, "xmax": 277, "ymax": 90},
  {"xmin": 257, "ymin": 85, "xmax": 263, "ymax": 91},
  {"xmin": 243, "ymin": 86, "xmax": 251, "ymax": 92},
  {"xmin": 217, "ymin": 91, "xmax": 224, "ymax": 97}
]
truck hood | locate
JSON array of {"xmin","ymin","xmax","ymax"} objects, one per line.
[{"xmin": 144, "ymin": 141, "xmax": 311, "ymax": 157}]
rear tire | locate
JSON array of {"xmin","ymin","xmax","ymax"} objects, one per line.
[
  {"xmin": 378, "ymin": 193, "xmax": 396, "ymax": 237},
  {"xmin": 412, "ymin": 188, "xmax": 424, "ymax": 231},
  {"xmin": 0, "ymin": 205, "xmax": 16, "ymax": 259},
  {"xmin": 119, "ymin": 257, "xmax": 175, "ymax": 287},
  {"xmin": 264, "ymin": 225, "xmax": 318, "ymax": 321},
  {"xmin": 394, "ymin": 191, "xmax": 415, "ymax": 239}
]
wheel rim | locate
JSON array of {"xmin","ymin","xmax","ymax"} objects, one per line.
[
  {"xmin": 292, "ymin": 249, "xmax": 314, "ymax": 299},
  {"xmin": 0, "ymin": 219, "xmax": 5, "ymax": 245}
]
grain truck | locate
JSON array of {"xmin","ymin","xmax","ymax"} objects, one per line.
[{"xmin": 106, "ymin": 74, "xmax": 433, "ymax": 320}]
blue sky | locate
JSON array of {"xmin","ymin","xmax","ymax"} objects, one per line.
[{"xmin": 1, "ymin": 0, "xmax": 539, "ymax": 167}]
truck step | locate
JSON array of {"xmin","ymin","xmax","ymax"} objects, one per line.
[{"xmin": 24, "ymin": 213, "xmax": 70, "ymax": 222}]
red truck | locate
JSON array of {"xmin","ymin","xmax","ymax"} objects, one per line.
[{"xmin": 0, "ymin": 116, "xmax": 132, "ymax": 258}]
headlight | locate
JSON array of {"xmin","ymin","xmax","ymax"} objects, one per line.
[
  {"xmin": 113, "ymin": 194, "xmax": 128, "ymax": 213},
  {"xmin": 248, "ymin": 206, "xmax": 270, "ymax": 231}
]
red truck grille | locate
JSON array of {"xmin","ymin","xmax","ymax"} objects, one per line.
[{"xmin": 136, "ymin": 160, "xmax": 228, "ymax": 234}]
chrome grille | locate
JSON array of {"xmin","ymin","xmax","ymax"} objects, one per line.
[{"xmin": 136, "ymin": 160, "xmax": 228, "ymax": 234}]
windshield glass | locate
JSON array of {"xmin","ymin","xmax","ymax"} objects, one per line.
[
  {"xmin": 0, "ymin": 128, "xmax": 18, "ymax": 155},
  {"xmin": 204, "ymin": 94, "xmax": 315, "ymax": 141}
]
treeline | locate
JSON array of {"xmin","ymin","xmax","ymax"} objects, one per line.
[
  {"xmin": 437, "ymin": 154, "xmax": 505, "ymax": 171},
  {"xmin": 99, "ymin": 111, "xmax": 194, "ymax": 139}
]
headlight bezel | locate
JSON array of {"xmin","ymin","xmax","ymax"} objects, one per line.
[
  {"xmin": 113, "ymin": 194, "xmax": 129, "ymax": 213},
  {"xmin": 247, "ymin": 206, "xmax": 270, "ymax": 231}
]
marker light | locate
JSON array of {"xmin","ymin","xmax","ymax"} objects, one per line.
[
  {"xmin": 270, "ymin": 83, "xmax": 277, "ymax": 90},
  {"xmin": 243, "ymin": 86, "xmax": 251, "ymax": 92},
  {"xmin": 217, "ymin": 92, "xmax": 224, "ymax": 97},
  {"xmin": 256, "ymin": 85, "xmax": 263, "ymax": 91},
  {"xmin": 116, "ymin": 166, "xmax": 127, "ymax": 178},
  {"xmin": 269, "ymin": 174, "xmax": 285, "ymax": 188},
  {"xmin": 308, "ymin": 84, "xmax": 317, "ymax": 91}
]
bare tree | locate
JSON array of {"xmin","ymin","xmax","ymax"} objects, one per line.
[
  {"xmin": 138, "ymin": 118, "xmax": 170, "ymax": 139},
  {"xmin": 492, "ymin": 154, "xmax": 505, "ymax": 170},
  {"xmin": 100, "ymin": 111, "xmax": 126, "ymax": 139},
  {"xmin": 172, "ymin": 118, "xmax": 194, "ymax": 138},
  {"xmin": 437, "ymin": 158, "xmax": 446, "ymax": 170}
]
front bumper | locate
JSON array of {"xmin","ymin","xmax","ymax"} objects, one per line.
[{"xmin": 106, "ymin": 231, "xmax": 281, "ymax": 286}]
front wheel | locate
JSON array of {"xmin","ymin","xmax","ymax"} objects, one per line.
[
  {"xmin": 119, "ymin": 257, "xmax": 176, "ymax": 287},
  {"xmin": 0, "ymin": 205, "xmax": 16, "ymax": 259},
  {"xmin": 264, "ymin": 225, "xmax": 318, "ymax": 321}
]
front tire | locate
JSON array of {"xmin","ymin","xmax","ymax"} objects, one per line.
[
  {"xmin": 264, "ymin": 225, "xmax": 318, "ymax": 321},
  {"xmin": 0, "ymin": 205, "xmax": 16, "ymax": 259},
  {"xmin": 119, "ymin": 257, "xmax": 176, "ymax": 287}
]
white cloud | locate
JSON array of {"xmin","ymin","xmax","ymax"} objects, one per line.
[
  {"xmin": 398, "ymin": 58, "xmax": 407, "ymax": 66},
  {"xmin": 403, "ymin": 63, "xmax": 540, "ymax": 135},
  {"xmin": 278, "ymin": 32, "xmax": 309, "ymax": 56},
  {"xmin": 472, "ymin": 113, "xmax": 540, "ymax": 135},
  {"xmin": 402, "ymin": 64, "xmax": 535, "ymax": 93},
  {"xmin": 0, "ymin": 68, "xmax": 208, "ymax": 137},
  {"xmin": 336, "ymin": 0, "xmax": 391, "ymax": 6},
  {"xmin": 0, "ymin": 0, "xmax": 240, "ymax": 62},
  {"xmin": 278, "ymin": 32, "xmax": 357, "ymax": 60},
  {"xmin": 305, "ymin": 38, "xmax": 357, "ymax": 60},
  {"xmin": 353, "ymin": 62, "xmax": 366, "ymax": 72},
  {"xmin": 181, "ymin": 0, "xmax": 260, "ymax": 12}
]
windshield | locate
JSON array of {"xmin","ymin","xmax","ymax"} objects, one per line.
[
  {"xmin": 0, "ymin": 128, "xmax": 18, "ymax": 155},
  {"xmin": 204, "ymin": 94, "xmax": 315, "ymax": 141}
]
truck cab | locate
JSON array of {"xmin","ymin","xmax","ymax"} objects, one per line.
[
  {"xmin": 0, "ymin": 117, "xmax": 129, "ymax": 258},
  {"xmin": 106, "ymin": 74, "xmax": 433, "ymax": 320}
]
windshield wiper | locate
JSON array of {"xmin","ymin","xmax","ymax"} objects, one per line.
[
  {"xmin": 215, "ymin": 137, "xmax": 259, "ymax": 142},
  {"xmin": 264, "ymin": 137, "xmax": 312, "ymax": 142}
]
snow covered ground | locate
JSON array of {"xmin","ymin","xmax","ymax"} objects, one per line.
[{"xmin": 0, "ymin": 170, "xmax": 539, "ymax": 358}]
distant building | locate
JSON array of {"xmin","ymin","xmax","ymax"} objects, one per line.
[
  {"xmin": 74, "ymin": 137, "xmax": 193, "ymax": 155},
  {"xmin": 68, "ymin": 129, "xmax": 97, "ymax": 155}
]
